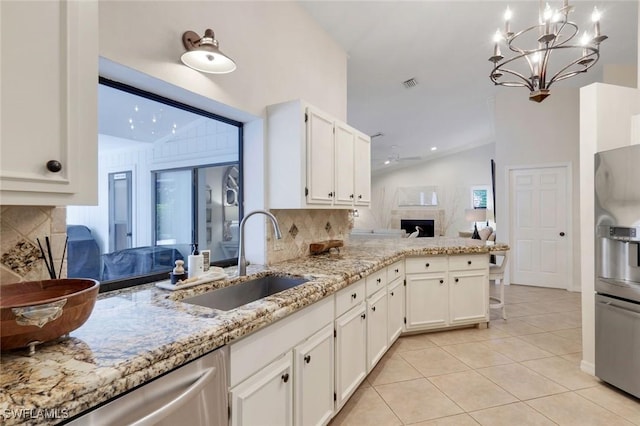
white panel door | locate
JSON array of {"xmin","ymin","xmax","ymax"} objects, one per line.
[{"xmin": 510, "ymin": 166, "xmax": 569, "ymax": 288}]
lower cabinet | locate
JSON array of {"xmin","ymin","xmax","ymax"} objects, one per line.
[
  {"xmin": 449, "ymin": 270, "xmax": 489, "ymax": 325},
  {"xmin": 405, "ymin": 273, "xmax": 448, "ymax": 330},
  {"xmin": 229, "ymin": 297, "xmax": 334, "ymax": 426},
  {"xmin": 366, "ymin": 288, "xmax": 388, "ymax": 371},
  {"xmin": 335, "ymin": 301, "xmax": 367, "ymax": 409},
  {"xmin": 405, "ymin": 254, "xmax": 489, "ymax": 332},
  {"xmin": 230, "ymin": 353, "xmax": 293, "ymax": 426},
  {"xmin": 387, "ymin": 278, "xmax": 404, "ymax": 344},
  {"xmin": 294, "ymin": 324, "xmax": 334, "ymax": 426}
]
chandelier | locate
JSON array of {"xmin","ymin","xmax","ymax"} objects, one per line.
[{"xmin": 489, "ymin": 1, "xmax": 607, "ymax": 102}]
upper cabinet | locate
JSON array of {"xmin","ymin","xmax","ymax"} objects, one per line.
[
  {"xmin": 267, "ymin": 100, "xmax": 371, "ymax": 209},
  {"xmin": 0, "ymin": 0, "xmax": 98, "ymax": 206}
]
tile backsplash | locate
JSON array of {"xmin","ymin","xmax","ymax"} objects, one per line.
[
  {"xmin": 0, "ymin": 206, "xmax": 354, "ymax": 283},
  {"xmin": 267, "ymin": 209, "xmax": 353, "ymax": 264},
  {"xmin": 0, "ymin": 206, "xmax": 67, "ymax": 285}
]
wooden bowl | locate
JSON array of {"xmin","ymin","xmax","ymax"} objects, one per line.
[{"xmin": 0, "ymin": 279, "xmax": 99, "ymax": 352}]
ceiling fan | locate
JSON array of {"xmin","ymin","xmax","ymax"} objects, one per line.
[{"xmin": 384, "ymin": 153, "xmax": 421, "ymax": 165}]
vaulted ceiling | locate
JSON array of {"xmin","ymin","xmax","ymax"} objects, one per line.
[{"xmin": 299, "ymin": 0, "xmax": 638, "ymax": 173}]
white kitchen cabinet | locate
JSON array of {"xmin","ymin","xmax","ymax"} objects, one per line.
[
  {"xmin": 306, "ymin": 107, "xmax": 335, "ymax": 205},
  {"xmin": 387, "ymin": 278, "xmax": 404, "ymax": 344},
  {"xmin": 230, "ymin": 353, "xmax": 293, "ymax": 426},
  {"xmin": 405, "ymin": 254, "xmax": 489, "ymax": 331},
  {"xmin": 0, "ymin": 0, "xmax": 98, "ymax": 206},
  {"xmin": 449, "ymin": 274, "xmax": 489, "ymax": 325},
  {"xmin": 353, "ymin": 132, "xmax": 371, "ymax": 206},
  {"xmin": 266, "ymin": 99, "xmax": 371, "ymax": 209},
  {"xmin": 366, "ymin": 288, "xmax": 388, "ymax": 372},
  {"xmin": 335, "ymin": 301, "xmax": 367, "ymax": 409},
  {"xmin": 334, "ymin": 121, "xmax": 356, "ymax": 206},
  {"xmin": 229, "ymin": 297, "xmax": 334, "ymax": 426},
  {"xmin": 405, "ymin": 272, "xmax": 449, "ymax": 330},
  {"xmin": 294, "ymin": 324, "xmax": 334, "ymax": 426}
]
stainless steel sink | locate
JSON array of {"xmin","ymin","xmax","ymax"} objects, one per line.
[{"xmin": 181, "ymin": 275, "xmax": 308, "ymax": 311}]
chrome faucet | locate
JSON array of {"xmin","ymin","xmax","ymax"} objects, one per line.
[{"xmin": 237, "ymin": 210, "xmax": 282, "ymax": 276}]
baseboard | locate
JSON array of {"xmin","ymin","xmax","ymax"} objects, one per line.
[{"xmin": 580, "ymin": 359, "xmax": 595, "ymax": 376}]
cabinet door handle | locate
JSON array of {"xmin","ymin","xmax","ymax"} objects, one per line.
[
  {"xmin": 361, "ymin": 313, "xmax": 366, "ymax": 320},
  {"xmin": 376, "ymin": 278, "xmax": 382, "ymax": 284},
  {"xmin": 390, "ymin": 291, "xmax": 394, "ymax": 296},
  {"xmin": 350, "ymin": 194, "xmax": 354, "ymax": 199},
  {"xmin": 281, "ymin": 373, "xmax": 290, "ymax": 383},
  {"xmin": 328, "ymin": 192, "xmax": 334, "ymax": 197},
  {"xmin": 304, "ymin": 355, "xmax": 311, "ymax": 364},
  {"xmin": 468, "ymin": 260, "xmax": 472, "ymax": 265},
  {"xmin": 395, "ymin": 268, "xmax": 399, "ymax": 273},
  {"xmin": 372, "ymin": 306, "xmax": 376, "ymax": 312},
  {"xmin": 351, "ymin": 293, "xmax": 357, "ymax": 299},
  {"xmin": 455, "ymin": 278, "xmax": 459, "ymax": 283},
  {"xmin": 439, "ymin": 279, "xmax": 444, "ymax": 284},
  {"xmin": 358, "ymin": 195, "xmax": 363, "ymax": 199},
  {"xmin": 46, "ymin": 160, "xmax": 62, "ymax": 173},
  {"xmin": 425, "ymin": 263, "xmax": 430, "ymax": 268}
]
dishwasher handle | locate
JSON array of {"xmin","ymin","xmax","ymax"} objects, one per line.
[
  {"xmin": 597, "ymin": 300, "xmax": 640, "ymax": 319},
  {"xmin": 128, "ymin": 366, "xmax": 217, "ymax": 426}
]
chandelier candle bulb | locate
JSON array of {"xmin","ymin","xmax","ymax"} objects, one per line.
[{"xmin": 504, "ymin": 7, "xmax": 512, "ymax": 36}]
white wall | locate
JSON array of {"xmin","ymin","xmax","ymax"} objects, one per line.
[
  {"xmin": 99, "ymin": 0, "xmax": 347, "ymax": 121},
  {"xmin": 359, "ymin": 144, "xmax": 495, "ymax": 236},
  {"xmin": 98, "ymin": 0, "xmax": 348, "ymax": 266},
  {"xmin": 494, "ymin": 88, "xmax": 581, "ymax": 290},
  {"xmin": 579, "ymin": 83, "xmax": 640, "ymax": 375}
]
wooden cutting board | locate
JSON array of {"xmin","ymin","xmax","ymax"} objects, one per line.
[{"xmin": 309, "ymin": 239, "xmax": 344, "ymax": 255}]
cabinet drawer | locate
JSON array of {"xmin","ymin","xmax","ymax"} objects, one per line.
[
  {"xmin": 386, "ymin": 260, "xmax": 405, "ymax": 283},
  {"xmin": 335, "ymin": 279, "xmax": 366, "ymax": 317},
  {"xmin": 449, "ymin": 254, "xmax": 488, "ymax": 271},
  {"xmin": 366, "ymin": 268, "xmax": 387, "ymax": 297},
  {"xmin": 405, "ymin": 256, "xmax": 448, "ymax": 274}
]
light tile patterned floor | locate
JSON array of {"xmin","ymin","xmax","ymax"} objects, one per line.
[{"xmin": 329, "ymin": 284, "xmax": 640, "ymax": 426}]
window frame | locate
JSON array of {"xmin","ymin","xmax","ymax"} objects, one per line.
[{"xmin": 94, "ymin": 78, "xmax": 244, "ymax": 293}]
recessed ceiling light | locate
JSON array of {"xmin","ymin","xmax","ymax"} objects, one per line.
[
  {"xmin": 384, "ymin": 160, "xmax": 391, "ymax": 165},
  {"xmin": 431, "ymin": 146, "xmax": 437, "ymax": 151},
  {"xmin": 130, "ymin": 124, "xmax": 135, "ymax": 130},
  {"xmin": 134, "ymin": 105, "xmax": 139, "ymax": 112},
  {"xmin": 128, "ymin": 118, "xmax": 133, "ymax": 124}
]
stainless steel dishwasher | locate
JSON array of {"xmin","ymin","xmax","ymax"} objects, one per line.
[{"xmin": 66, "ymin": 346, "xmax": 228, "ymax": 426}]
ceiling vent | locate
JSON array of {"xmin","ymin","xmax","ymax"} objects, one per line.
[{"xmin": 402, "ymin": 78, "xmax": 418, "ymax": 88}]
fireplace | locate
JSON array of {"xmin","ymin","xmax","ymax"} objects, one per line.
[{"xmin": 400, "ymin": 219, "xmax": 435, "ymax": 237}]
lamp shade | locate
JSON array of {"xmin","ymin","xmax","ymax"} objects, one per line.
[
  {"xmin": 181, "ymin": 29, "xmax": 236, "ymax": 74},
  {"xmin": 465, "ymin": 208, "xmax": 487, "ymax": 222}
]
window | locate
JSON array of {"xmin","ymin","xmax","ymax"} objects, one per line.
[{"xmin": 67, "ymin": 79, "xmax": 242, "ymax": 291}]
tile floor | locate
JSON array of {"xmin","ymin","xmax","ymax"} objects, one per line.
[{"xmin": 329, "ymin": 284, "xmax": 640, "ymax": 425}]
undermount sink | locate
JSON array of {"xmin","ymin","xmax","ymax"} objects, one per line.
[{"xmin": 182, "ymin": 275, "xmax": 309, "ymax": 311}]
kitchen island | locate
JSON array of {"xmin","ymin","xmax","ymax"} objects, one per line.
[{"xmin": 0, "ymin": 237, "xmax": 507, "ymax": 425}]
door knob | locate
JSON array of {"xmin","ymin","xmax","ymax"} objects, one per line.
[{"xmin": 560, "ymin": 232, "xmax": 565, "ymax": 237}]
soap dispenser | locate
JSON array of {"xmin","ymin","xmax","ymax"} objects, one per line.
[{"xmin": 188, "ymin": 243, "xmax": 204, "ymax": 279}]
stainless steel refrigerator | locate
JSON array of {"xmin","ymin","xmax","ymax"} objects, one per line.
[{"xmin": 594, "ymin": 144, "xmax": 640, "ymax": 398}]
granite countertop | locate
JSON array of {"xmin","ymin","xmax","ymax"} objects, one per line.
[{"xmin": 0, "ymin": 238, "xmax": 508, "ymax": 425}]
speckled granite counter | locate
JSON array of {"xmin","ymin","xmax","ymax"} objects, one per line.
[{"xmin": 0, "ymin": 238, "xmax": 507, "ymax": 425}]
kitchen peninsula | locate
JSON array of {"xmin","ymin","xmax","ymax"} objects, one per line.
[{"xmin": 0, "ymin": 237, "xmax": 508, "ymax": 425}]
